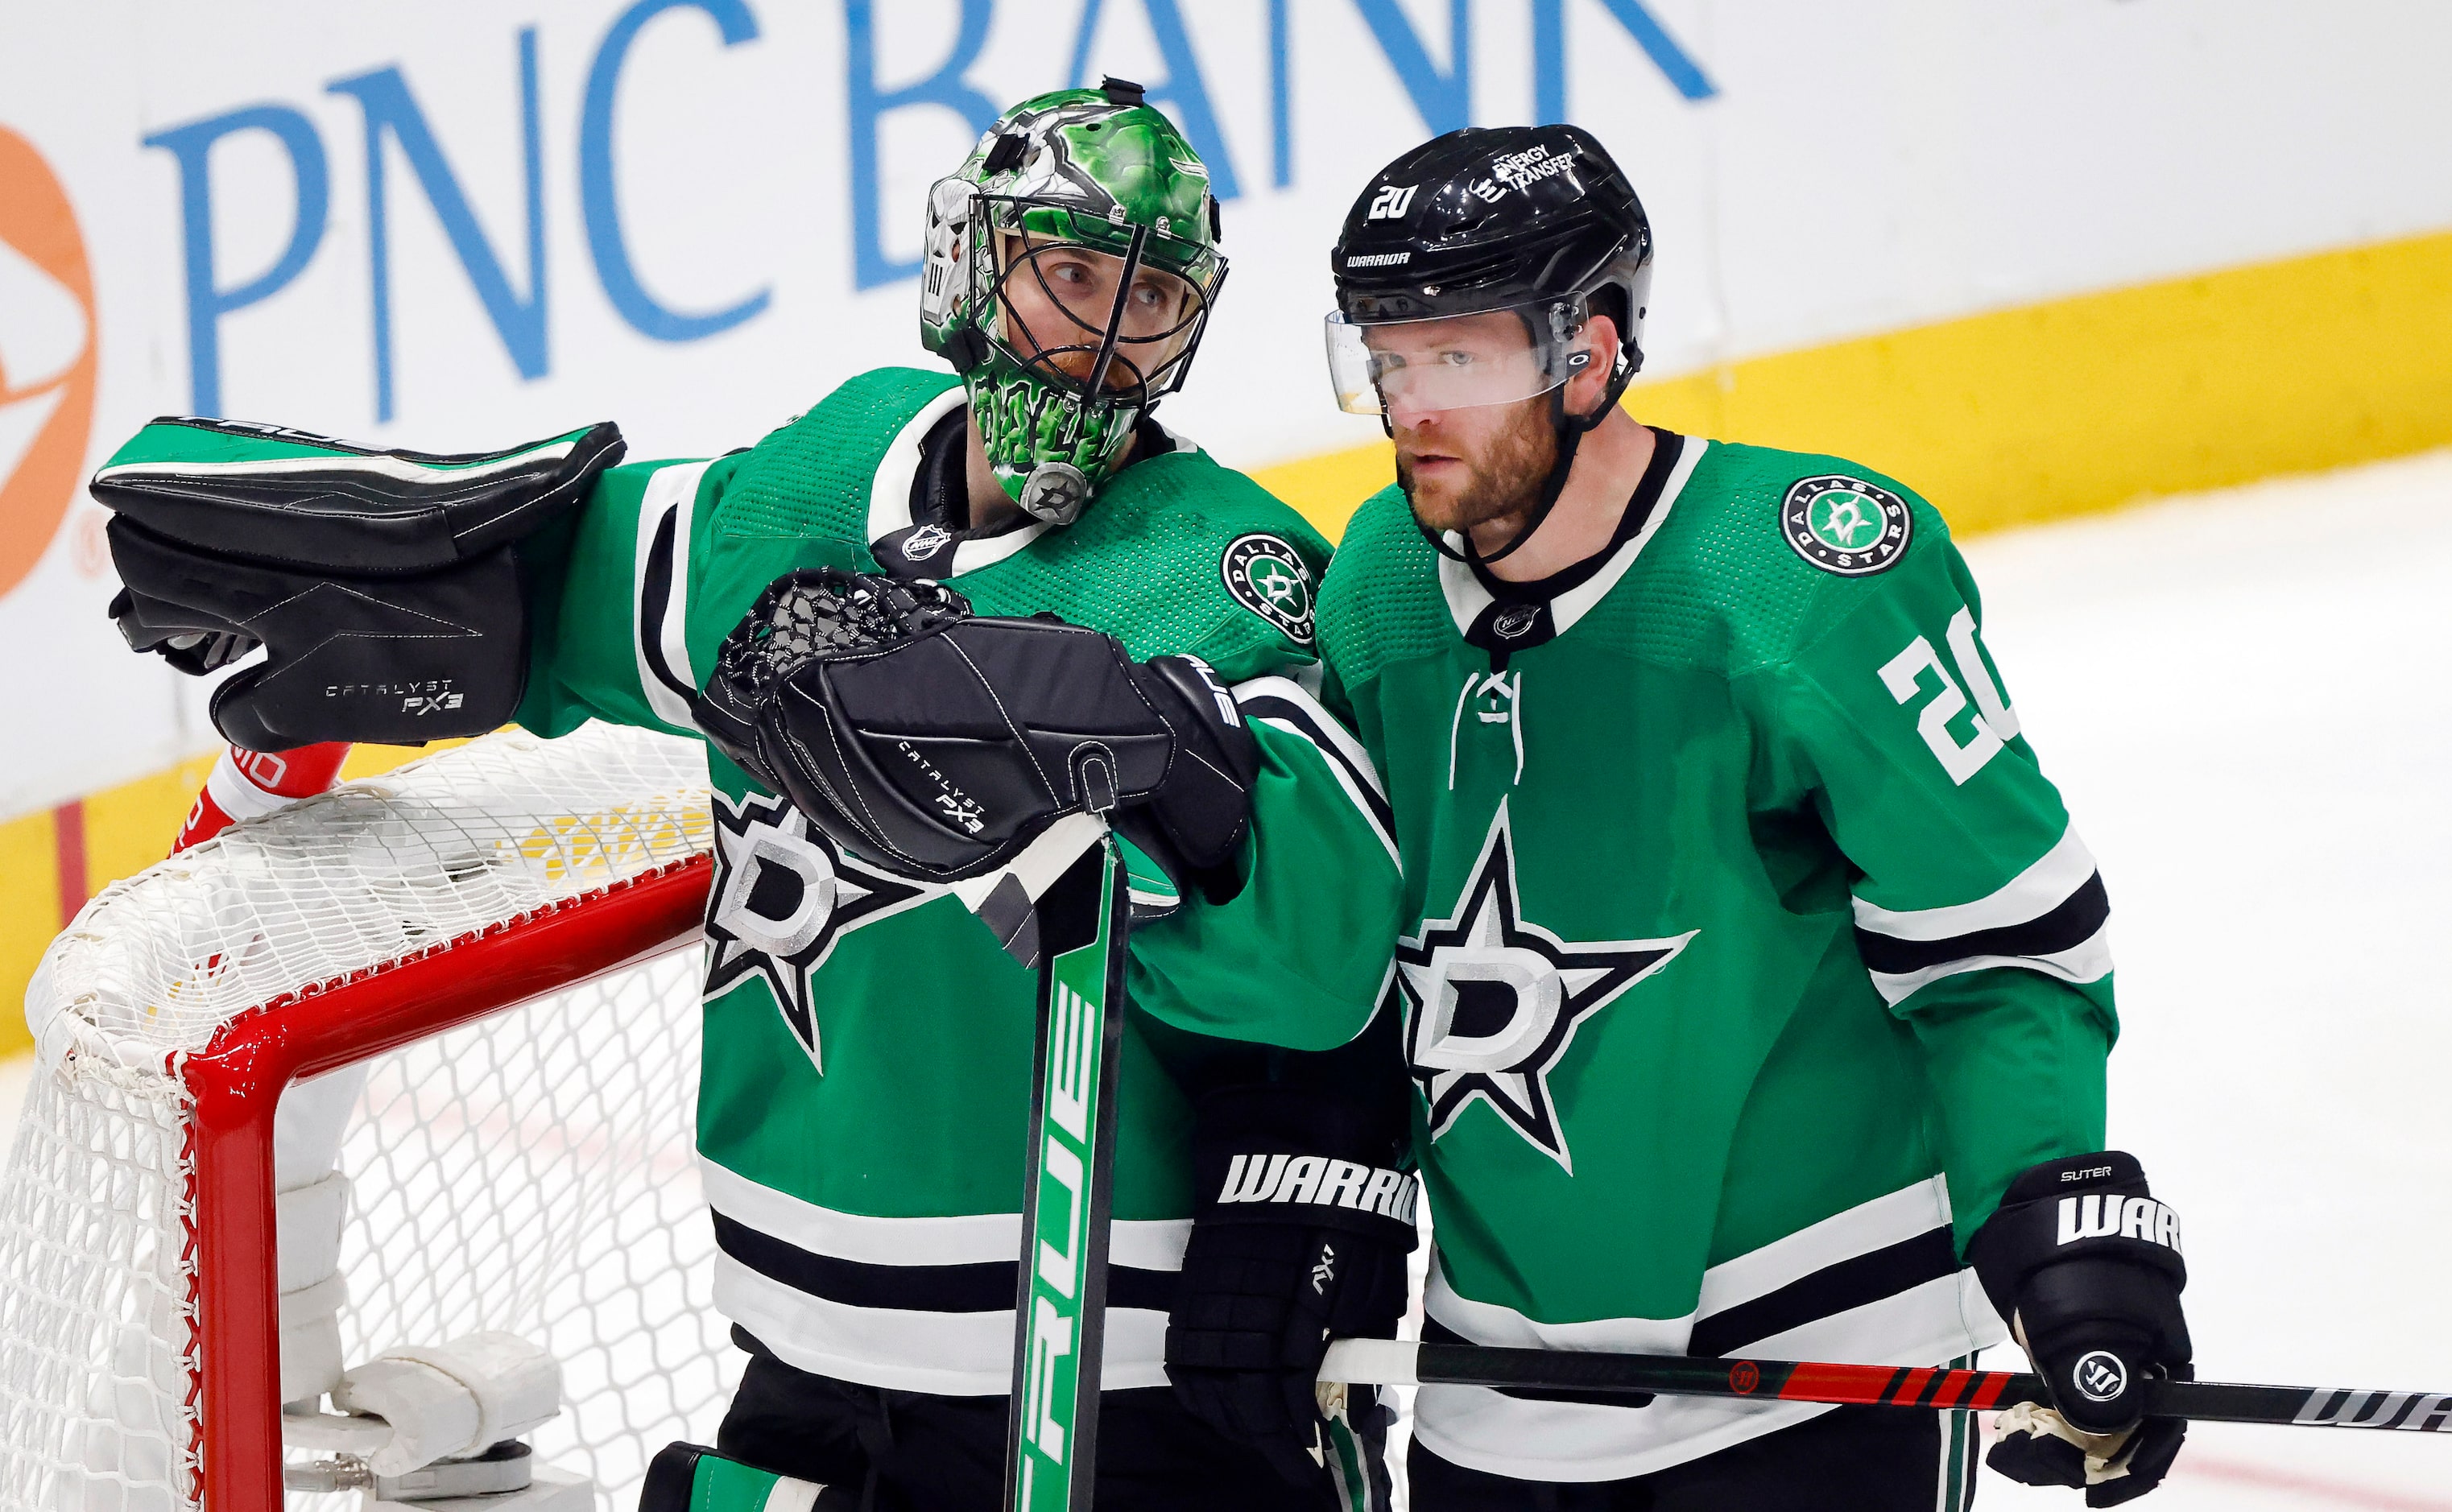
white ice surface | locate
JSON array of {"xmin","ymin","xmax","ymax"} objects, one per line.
[{"xmin": 1958, "ymin": 450, "xmax": 2452, "ymax": 1510}]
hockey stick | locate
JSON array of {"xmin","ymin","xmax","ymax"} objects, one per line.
[
  {"xmin": 988, "ymin": 822, "xmax": 1131, "ymax": 1512},
  {"xmin": 1321, "ymin": 1340, "xmax": 2452, "ymax": 1433}
]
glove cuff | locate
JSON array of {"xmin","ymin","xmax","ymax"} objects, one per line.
[
  {"xmin": 1970, "ymin": 1151, "xmax": 2187, "ymax": 1330},
  {"xmin": 1127, "ymin": 655, "xmax": 1259, "ymax": 872},
  {"xmin": 1192, "ymin": 1084, "xmax": 1420, "ymax": 1243}
]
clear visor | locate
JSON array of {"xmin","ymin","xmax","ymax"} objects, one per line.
[
  {"xmin": 993, "ymin": 228, "xmax": 1208, "ymax": 398},
  {"xmin": 1325, "ymin": 304, "xmax": 1590, "ymax": 416}
]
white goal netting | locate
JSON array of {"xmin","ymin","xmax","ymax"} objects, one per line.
[{"xmin": 0, "ymin": 723, "xmax": 728, "ymax": 1510}]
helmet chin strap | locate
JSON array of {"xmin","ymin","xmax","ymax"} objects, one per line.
[{"xmin": 1415, "ymin": 381, "xmax": 1612, "ymax": 568}]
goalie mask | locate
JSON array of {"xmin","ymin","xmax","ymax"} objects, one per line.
[{"xmin": 919, "ymin": 79, "xmax": 1225, "ymax": 525}]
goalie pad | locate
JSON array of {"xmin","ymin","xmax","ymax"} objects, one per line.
[
  {"xmin": 330, "ymin": 1330, "xmax": 562, "ymax": 1476},
  {"xmin": 93, "ymin": 416, "xmax": 623, "ymax": 750},
  {"xmin": 276, "ymin": 1171, "xmax": 353, "ymax": 1403}
]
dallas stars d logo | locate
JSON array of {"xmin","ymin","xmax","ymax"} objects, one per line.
[
  {"xmin": 1396, "ymin": 802, "xmax": 1695, "ymax": 1172},
  {"xmin": 704, "ymin": 790, "xmax": 936, "ymax": 1070}
]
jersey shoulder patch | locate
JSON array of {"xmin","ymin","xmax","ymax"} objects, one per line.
[
  {"xmin": 1777, "ymin": 473, "xmax": 1914, "ymax": 576},
  {"xmin": 1561, "ymin": 441, "xmax": 1954, "ymax": 676},
  {"xmin": 1219, "ymin": 531, "xmax": 1317, "ymax": 646}
]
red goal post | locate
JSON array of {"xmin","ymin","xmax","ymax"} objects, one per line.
[{"xmin": 0, "ymin": 725, "xmax": 724, "ymax": 1510}]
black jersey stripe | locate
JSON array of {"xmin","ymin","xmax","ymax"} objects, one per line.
[
  {"xmin": 1237, "ymin": 692, "xmax": 1398, "ymax": 850},
  {"xmin": 1420, "ymin": 1317, "xmax": 1658, "ymax": 1408},
  {"xmin": 1853, "ymin": 872, "xmax": 2109, "ymax": 977},
  {"xmin": 1423, "ymin": 1225, "xmax": 1964, "ymax": 1411},
  {"xmin": 713, "ymin": 1214, "xmax": 1177, "ymax": 1315},
  {"xmin": 636, "ymin": 502, "xmax": 697, "ymax": 712},
  {"xmin": 1684, "ymin": 1225, "xmax": 1960, "ymax": 1361}
]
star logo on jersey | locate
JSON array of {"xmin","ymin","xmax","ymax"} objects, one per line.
[
  {"xmin": 1780, "ymin": 475, "xmax": 1912, "ymax": 576},
  {"xmin": 1220, "ymin": 533, "xmax": 1315, "ymax": 646},
  {"xmin": 1395, "ymin": 801, "xmax": 1694, "ymax": 1171},
  {"xmin": 704, "ymin": 789, "xmax": 937, "ymax": 1070}
]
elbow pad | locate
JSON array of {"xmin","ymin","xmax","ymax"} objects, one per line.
[{"xmin": 94, "ymin": 416, "xmax": 623, "ymax": 750}]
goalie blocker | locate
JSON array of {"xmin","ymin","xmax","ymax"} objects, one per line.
[{"xmin": 93, "ymin": 415, "xmax": 624, "ymax": 750}]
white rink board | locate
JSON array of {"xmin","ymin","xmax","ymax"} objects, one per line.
[{"xmin": 6, "ymin": 1, "xmax": 2452, "ymax": 814}]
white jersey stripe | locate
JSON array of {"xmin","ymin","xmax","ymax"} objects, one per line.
[
  {"xmin": 632, "ymin": 460, "xmax": 712, "ymax": 731},
  {"xmin": 1693, "ymin": 1175, "xmax": 1954, "ymax": 1319},
  {"xmin": 1417, "ymin": 1176, "xmax": 2007, "ymax": 1478},
  {"xmin": 1232, "ymin": 674, "xmax": 1401, "ymax": 871},
  {"xmin": 1865, "ymin": 921, "xmax": 2114, "ymax": 1007},
  {"xmin": 1416, "ymin": 1272, "xmax": 2003, "ymax": 1481},
  {"xmin": 700, "ymin": 1157, "xmax": 1189, "ymax": 1272},
  {"xmin": 1851, "ymin": 823, "xmax": 2097, "ymax": 942},
  {"xmin": 713, "ymin": 1255, "xmax": 1172, "ymax": 1396}
]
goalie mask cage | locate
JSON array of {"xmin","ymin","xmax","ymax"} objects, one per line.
[{"xmin": 0, "ymin": 723, "xmax": 727, "ymax": 1510}]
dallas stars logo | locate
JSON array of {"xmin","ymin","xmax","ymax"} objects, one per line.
[
  {"xmin": 1780, "ymin": 474, "xmax": 1912, "ymax": 576},
  {"xmin": 1396, "ymin": 802, "xmax": 1694, "ymax": 1171},
  {"xmin": 704, "ymin": 790, "xmax": 937, "ymax": 1070},
  {"xmin": 1220, "ymin": 533, "xmax": 1315, "ymax": 646}
]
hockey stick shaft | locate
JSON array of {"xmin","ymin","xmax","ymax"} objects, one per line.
[
  {"xmin": 1004, "ymin": 837, "xmax": 1131, "ymax": 1512},
  {"xmin": 1320, "ymin": 1341, "xmax": 2452, "ymax": 1433}
]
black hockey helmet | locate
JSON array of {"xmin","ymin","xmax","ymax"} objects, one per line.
[
  {"xmin": 1325, "ymin": 126, "xmax": 1654, "ymax": 564},
  {"xmin": 1331, "ymin": 126, "xmax": 1650, "ymax": 353}
]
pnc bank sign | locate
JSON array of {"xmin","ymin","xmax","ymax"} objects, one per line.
[
  {"xmin": 142, "ymin": 0, "xmax": 1714, "ymax": 427},
  {"xmin": 0, "ymin": 127, "xmax": 98, "ymax": 604}
]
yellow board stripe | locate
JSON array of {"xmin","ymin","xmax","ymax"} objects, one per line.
[
  {"xmin": 9, "ymin": 227, "xmax": 2449, "ymax": 1057},
  {"xmin": 1256, "ymin": 225, "xmax": 2452, "ymax": 542},
  {"xmin": 0, "ymin": 742, "xmax": 454, "ymax": 1057}
]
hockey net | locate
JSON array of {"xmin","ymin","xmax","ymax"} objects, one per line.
[{"xmin": 0, "ymin": 723, "xmax": 727, "ymax": 1510}]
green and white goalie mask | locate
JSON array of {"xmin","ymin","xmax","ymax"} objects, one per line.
[{"xmin": 920, "ymin": 82, "xmax": 1224, "ymax": 524}]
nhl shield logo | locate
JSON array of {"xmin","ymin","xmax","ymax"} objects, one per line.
[
  {"xmin": 1221, "ymin": 533, "xmax": 1315, "ymax": 646},
  {"xmin": 1780, "ymin": 475, "xmax": 1912, "ymax": 576}
]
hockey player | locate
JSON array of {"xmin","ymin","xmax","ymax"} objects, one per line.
[
  {"xmin": 1229, "ymin": 124, "xmax": 2189, "ymax": 1507},
  {"xmin": 93, "ymin": 83, "xmax": 1411, "ymax": 1511}
]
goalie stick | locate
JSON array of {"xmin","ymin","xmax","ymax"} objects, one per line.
[
  {"xmin": 958, "ymin": 817, "xmax": 1131, "ymax": 1512},
  {"xmin": 1320, "ymin": 1340, "xmax": 2452, "ymax": 1434}
]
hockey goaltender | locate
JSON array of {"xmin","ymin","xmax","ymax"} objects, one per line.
[{"xmin": 93, "ymin": 81, "xmax": 1412, "ymax": 1511}]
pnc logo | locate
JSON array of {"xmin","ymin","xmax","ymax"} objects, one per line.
[{"xmin": 0, "ymin": 127, "xmax": 97, "ymax": 601}]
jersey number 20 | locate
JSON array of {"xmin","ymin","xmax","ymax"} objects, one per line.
[{"xmin": 1879, "ymin": 608, "xmax": 2020, "ymax": 786}]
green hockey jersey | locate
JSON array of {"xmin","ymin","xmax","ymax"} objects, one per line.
[
  {"xmin": 517, "ymin": 369, "xmax": 1403, "ymax": 1394},
  {"xmin": 1315, "ymin": 434, "xmax": 2113, "ymax": 1481}
]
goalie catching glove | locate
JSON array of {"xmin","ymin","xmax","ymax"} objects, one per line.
[
  {"xmin": 693, "ymin": 567, "xmax": 1259, "ymax": 883},
  {"xmin": 1970, "ymin": 1151, "xmax": 2193, "ymax": 1506},
  {"xmin": 93, "ymin": 415, "xmax": 623, "ymax": 750}
]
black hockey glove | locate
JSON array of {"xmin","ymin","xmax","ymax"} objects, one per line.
[
  {"xmin": 1970, "ymin": 1151, "xmax": 2192, "ymax": 1506},
  {"xmin": 1164, "ymin": 1084, "xmax": 1417, "ymax": 1487},
  {"xmin": 94, "ymin": 416, "xmax": 624, "ymax": 750},
  {"xmin": 694, "ymin": 567, "xmax": 1259, "ymax": 884}
]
